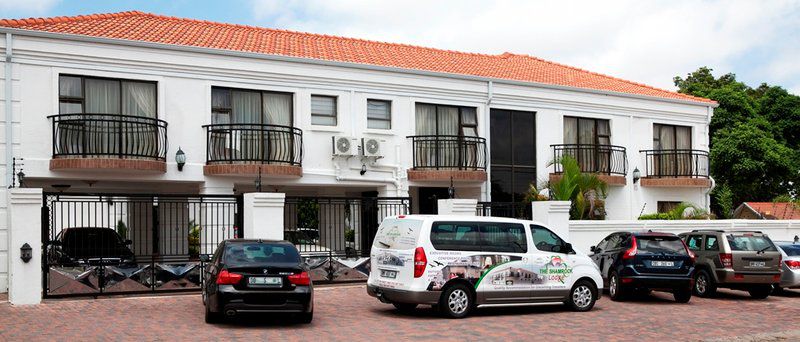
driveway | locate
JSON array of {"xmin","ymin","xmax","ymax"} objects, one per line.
[{"xmin": 1, "ymin": 286, "xmax": 799, "ymax": 341}]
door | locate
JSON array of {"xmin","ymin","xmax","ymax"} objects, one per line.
[
  {"xmin": 476, "ymin": 222, "xmax": 531, "ymax": 303},
  {"xmin": 490, "ymin": 109, "xmax": 536, "ymax": 203},
  {"xmin": 528, "ymin": 225, "xmax": 577, "ymax": 301},
  {"xmin": 417, "ymin": 187, "xmax": 449, "ymax": 214}
]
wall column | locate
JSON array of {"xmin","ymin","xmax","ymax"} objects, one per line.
[
  {"xmin": 243, "ymin": 192, "xmax": 285, "ymax": 240},
  {"xmin": 437, "ymin": 199, "xmax": 478, "ymax": 216},
  {"xmin": 532, "ymin": 201, "xmax": 571, "ymax": 241},
  {"xmin": 8, "ymin": 188, "xmax": 43, "ymax": 305}
]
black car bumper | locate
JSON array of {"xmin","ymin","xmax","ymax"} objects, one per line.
[
  {"xmin": 367, "ymin": 285, "xmax": 440, "ymax": 305},
  {"xmin": 619, "ymin": 266, "xmax": 694, "ymax": 291},
  {"xmin": 210, "ymin": 285, "xmax": 313, "ymax": 314}
]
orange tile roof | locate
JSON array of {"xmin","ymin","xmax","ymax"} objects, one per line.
[
  {"xmin": 745, "ymin": 202, "xmax": 800, "ymax": 220},
  {"xmin": 0, "ymin": 11, "xmax": 716, "ymax": 105}
]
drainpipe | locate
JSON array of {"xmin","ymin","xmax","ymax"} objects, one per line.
[
  {"xmin": 704, "ymin": 106, "xmax": 714, "ymax": 212},
  {"xmin": 4, "ymin": 33, "xmax": 12, "ymax": 188},
  {"xmin": 483, "ymin": 81, "xmax": 493, "ymax": 201}
]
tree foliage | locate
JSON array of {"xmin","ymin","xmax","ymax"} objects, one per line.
[
  {"xmin": 674, "ymin": 68, "xmax": 800, "ymax": 217},
  {"xmin": 547, "ymin": 155, "xmax": 608, "ymax": 220}
]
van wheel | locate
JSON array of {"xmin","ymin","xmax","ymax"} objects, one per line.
[
  {"xmin": 694, "ymin": 270, "xmax": 716, "ymax": 297},
  {"xmin": 608, "ymin": 272, "xmax": 626, "ymax": 301},
  {"xmin": 392, "ymin": 302, "xmax": 418, "ymax": 313},
  {"xmin": 566, "ymin": 279, "xmax": 597, "ymax": 312},
  {"xmin": 439, "ymin": 283, "xmax": 473, "ymax": 318},
  {"xmin": 748, "ymin": 285, "xmax": 771, "ymax": 299}
]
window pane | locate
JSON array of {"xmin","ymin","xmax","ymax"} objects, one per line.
[
  {"xmin": 512, "ymin": 111, "xmax": 535, "ymax": 166},
  {"xmin": 530, "ymin": 225, "xmax": 566, "ymax": 253},
  {"xmin": 415, "ymin": 103, "xmax": 437, "ymax": 135},
  {"xmin": 311, "ymin": 114, "xmax": 337, "ymax": 126},
  {"xmin": 705, "ymin": 236, "xmax": 719, "ymax": 251},
  {"xmin": 311, "ymin": 95, "xmax": 336, "ymax": 126},
  {"xmin": 368, "ymin": 119, "xmax": 391, "ymax": 129},
  {"xmin": 59, "ymin": 76, "xmax": 82, "ymax": 97},
  {"xmin": 513, "ymin": 169, "xmax": 536, "ymax": 202},
  {"xmin": 636, "ymin": 236, "xmax": 688, "ymax": 255},
  {"xmin": 437, "ymin": 106, "xmax": 458, "ymax": 135},
  {"xmin": 563, "ymin": 117, "xmax": 577, "ymax": 144},
  {"xmin": 85, "ymin": 78, "xmax": 120, "ymax": 114},
  {"xmin": 430, "ymin": 222, "xmax": 480, "ymax": 251},
  {"xmin": 223, "ymin": 243, "xmax": 301, "ymax": 266},
  {"xmin": 676, "ymin": 126, "xmax": 691, "ymax": 149},
  {"xmin": 480, "ymin": 223, "xmax": 527, "ymax": 253},
  {"xmin": 686, "ymin": 235, "xmax": 703, "ymax": 251},
  {"xmin": 263, "ymin": 92, "xmax": 293, "ymax": 126},
  {"xmin": 212, "ymin": 111, "xmax": 230, "ymax": 125},
  {"xmin": 212, "ymin": 88, "xmax": 231, "ymax": 109},
  {"xmin": 121, "ymin": 81, "xmax": 156, "ymax": 117},
  {"xmin": 597, "ymin": 119, "xmax": 610, "ymax": 136},
  {"xmin": 231, "ymin": 90, "xmax": 261, "ymax": 124},
  {"xmin": 461, "ymin": 107, "xmax": 477, "ymax": 125},
  {"xmin": 490, "ymin": 109, "xmax": 511, "ymax": 164},
  {"xmin": 367, "ymin": 99, "xmax": 391, "ymax": 129},
  {"xmin": 59, "ymin": 102, "xmax": 83, "ymax": 114},
  {"xmin": 489, "ymin": 167, "xmax": 512, "ymax": 202},
  {"xmin": 578, "ymin": 118, "xmax": 596, "ymax": 144}
]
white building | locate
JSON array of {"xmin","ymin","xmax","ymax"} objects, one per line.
[{"xmin": 0, "ymin": 11, "xmax": 716, "ymax": 293}]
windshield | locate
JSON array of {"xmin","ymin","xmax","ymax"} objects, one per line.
[
  {"xmin": 223, "ymin": 243, "xmax": 301, "ymax": 266},
  {"xmin": 726, "ymin": 235, "xmax": 777, "ymax": 252},
  {"xmin": 636, "ymin": 236, "xmax": 688, "ymax": 255},
  {"xmin": 374, "ymin": 218, "xmax": 423, "ymax": 250},
  {"xmin": 778, "ymin": 243, "xmax": 800, "ymax": 256}
]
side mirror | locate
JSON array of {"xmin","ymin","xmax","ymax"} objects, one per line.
[
  {"xmin": 199, "ymin": 254, "xmax": 211, "ymax": 262},
  {"xmin": 590, "ymin": 245, "xmax": 596, "ymax": 253},
  {"xmin": 565, "ymin": 243, "xmax": 575, "ymax": 254}
]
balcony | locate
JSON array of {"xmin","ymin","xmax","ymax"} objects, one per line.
[
  {"xmin": 202, "ymin": 124, "xmax": 303, "ymax": 177},
  {"xmin": 550, "ymin": 144, "xmax": 627, "ymax": 186},
  {"xmin": 48, "ymin": 113, "xmax": 168, "ymax": 172},
  {"xmin": 639, "ymin": 149, "xmax": 711, "ymax": 187},
  {"xmin": 407, "ymin": 135, "xmax": 487, "ymax": 182}
]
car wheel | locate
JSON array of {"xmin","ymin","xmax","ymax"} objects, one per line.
[
  {"xmin": 439, "ymin": 283, "xmax": 472, "ymax": 319},
  {"xmin": 298, "ymin": 311, "xmax": 313, "ymax": 324},
  {"xmin": 566, "ymin": 279, "xmax": 597, "ymax": 312},
  {"xmin": 204, "ymin": 301, "xmax": 221, "ymax": 324},
  {"xmin": 772, "ymin": 285, "xmax": 784, "ymax": 294},
  {"xmin": 694, "ymin": 270, "xmax": 716, "ymax": 297},
  {"xmin": 608, "ymin": 272, "xmax": 625, "ymax": 301},
  {"xmin": 673, "ymin": 288, "xmax": 692, "ymax": 303},
  {"xmin": 392, "ymin": 302, "xmax": 418, "ymax": 313},
  {"xmin": 748, "ymin": 285, "xmax": 771, "ymax": 299}
]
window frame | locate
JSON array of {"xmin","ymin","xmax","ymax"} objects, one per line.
[
  {"xmin": 653, "ymin": 123, "xmax": 692, "ymax": 150},
  {"xmin": 529, "ymin": 224, "xmax": 569, "ymax": 254},
  {"xmin": 211, "ymin": 86, "xmax": 294, "ymax": 126},
  {"xmin": 58, "ymin": 74, "xmax": 158, "ymax": 117},
  {"xmin": 415, "ymin": 102, "xmax": 478, "ymax": 137},
  {"xmin": 563, "ymin": 116, "xmax": 611, "ymax": 145},
  {"xmin": 366, "ymin": 99, "xmax": 392, "ymax": 130},
  {"xmin": 311, "ymin": 95, "xmax": 338, "ymax": 126}
]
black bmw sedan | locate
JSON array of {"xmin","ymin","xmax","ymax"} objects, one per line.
[{"xmin": 201, "ymin": 239, "xmax": 313, "ymax": 324}]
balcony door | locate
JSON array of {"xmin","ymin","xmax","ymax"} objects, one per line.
[
  {"xmin": 563, "ymin": 116, "xmax": 611, "ymax": 173},
  {"xmin": 414, "ymin": 103, "xmax": 478, "ymax": 169},
  {"xmin": 490, "ymin": 109, "xmax": 535, "ymax": 203},
  {"xmin": 652, "ymin": 124, "xmax": 692, "ymax": 177}
]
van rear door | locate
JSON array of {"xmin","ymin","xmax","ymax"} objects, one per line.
[{"xmin": 370, "ymin": 217, "xmax": 424, "ymax": 290}]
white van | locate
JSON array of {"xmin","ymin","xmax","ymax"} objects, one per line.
[{"xmin": 366, "ymin": 215, "xmax": 603, "ymax": 318}]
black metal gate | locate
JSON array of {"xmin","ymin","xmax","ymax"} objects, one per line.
[
  {"xmin": 283, "ymin": 196, "xmax": 411, "ymax": 283},
  {"xmin": 42, "ymin": 193, "xmax": 242, "ymax": 298}
]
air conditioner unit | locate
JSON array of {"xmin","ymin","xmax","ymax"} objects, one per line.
[
  {"xmin": 332, "ymin": 136, "xmax": 357, "ymax": 156},
  {"xmin": 362, "ymin": 138, "xmax": 383, "ymax": 158}
]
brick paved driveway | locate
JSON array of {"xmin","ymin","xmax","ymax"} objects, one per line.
[{"xmin": 1, "ymin": 286, "xmax": 799, "ymax": 341}]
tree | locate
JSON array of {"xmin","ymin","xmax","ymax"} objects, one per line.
[{"xmin": 547, "ymin": 155, "xmax": 608, "ymax": 220}]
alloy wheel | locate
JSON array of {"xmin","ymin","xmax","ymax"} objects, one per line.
[
  {"xmin": 609, "ymin": 276, "xmax": 617, "ymax": 297},
  {"xmin": 696, "ymin": 274, "xmax": 707, "ymax": 294},
  {"xmin": 572, "ymin": 285, "xmax": 593, "ymax": 309},
  {"xmin": 448, "ymin": 289, "xmax": 469, "ymax": 314}
]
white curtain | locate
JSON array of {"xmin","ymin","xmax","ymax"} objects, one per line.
[
  {"xmin": 85, "ymin": 79, "xmax": 120, "ymax": 114},
  {"xmin": 59, "ymin": 76, "xmax": 82, "ymax": 98},
  {"xmin": 415, "ymin": 104, "xmax": 437, "ymax": 135},
  {"xmin": 263, "ymin": 93, "xmax": 293, "ymax": 162},
  {"xmin": 232, "ymin": 91, "xmax": 261, "ymax": 160},
  {"xmin": 122, "ymin": 82, "xmax": 156, "ymax": 118},
  {"xmin": 563, "ymin": 117, "xmax": 577, "ymax": 144}
]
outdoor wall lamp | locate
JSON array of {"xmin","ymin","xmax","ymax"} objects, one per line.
[
  {"xmin": 632, "ymin": 167, "xmax": 641, "ymax": 184},
  {"xmin": 175, "ymin": 147, "xmax": 186, "ymax": 171},
  {"xmin": 20, "ymin": 243, "xmax": 32, "ymax": 263},
  {"xmin": 16, "ymin": 170, "xmax": 25, "ymax": 188},
  {"xmin": 448, "ymin": 176, "xmax": 455, "ymax": 199},
  {"xmin": 360, "ymin": 163, "xmax": 367, "ymax": 176}
]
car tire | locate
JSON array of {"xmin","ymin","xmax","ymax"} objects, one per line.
[
  {"xmin": 392, "ymin": 302, "xmax": 418, "ymax": 313},
  {"xmin": 748, "ymin": 285, "xmax": 772, "ymax": 299},
  {"xmin": 694, "ymin": 270, "xmax": 716, "ymax": 298},
  {"xmin": 298, "ymin": 311, "xmax": 313, "ymax": 324},
  {"xmin": 608, "ymin": 272, "xmax": 626, "ymax": 301},
  {"xmin": 204, "ymin": 302, "xmax": 221, "ymax": 324},
  {"xmin": 439, "ymin": 283, "xmax": 473, "ymax": 319},
  {"xmin": 772, "ymin": 285, "xmax": 784, "ymax": 294},
  {"xmin": 673, "ymin": 288, "xmax": 692, "ymax": 303},
  {"xmin": 566, "ymin": 279, "xmax": 597, "ymax": 312}
]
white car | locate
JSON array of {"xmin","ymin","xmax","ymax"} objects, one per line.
[{"xmin": 366, "ymin": 215, "xmax": 603, "ymax": 318}]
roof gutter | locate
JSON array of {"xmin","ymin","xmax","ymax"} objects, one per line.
[{"xmin": 0, "ymin": 27, "xmax": 719, "ymax": 108}]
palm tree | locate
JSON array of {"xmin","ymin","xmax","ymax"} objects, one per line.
[{"xmin": 547, "ymin": 155, "xmax": 608, "ymax": 220}]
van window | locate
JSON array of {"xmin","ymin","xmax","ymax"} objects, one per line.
[
  {"xmin": 479, "ymin": 223, "xmax": 527, "ymax": 253},
  {"xmin": 530, "ymin": 225, "xmax": 568, "ymax": 253},
  {"xmin": 430, "ymin": 222, "xmax": 480, "ymax": 251},
  {"xmin": 374, "ymin": 218, "xmax": 424, "ymax": 250}
]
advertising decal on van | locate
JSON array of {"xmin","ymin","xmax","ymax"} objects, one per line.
[{"xmin": 424, "ymin": 253, "xmax": 574, "ymax": 291}]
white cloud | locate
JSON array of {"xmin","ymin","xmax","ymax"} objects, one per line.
[
  {"xmin": 0, "ymin": 0, "xmax": 60, "ymax": 13},
  {"xmin": 249, "ymin": 0, "xmax": 800, "ymax": 93}
]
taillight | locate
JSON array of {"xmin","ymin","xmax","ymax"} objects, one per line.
[
  {"xmin": 288, "ymin": 271, "xmax": 311, "ymax": 286},
  {"xmin": 216, "ymin": 269, "xmax": 243, "ymax": 285},
  {"xmin": 681, "ymin": 240, "xmax": 695, "ymax": 263},
  {"xmin": 414, "ymin": 247, "xmax": 427, "ymax": 278},
  {"xmin": 785, "ymin": 260, "xmax": 800, "ymax": 270},
  {"xmin": 719, "ymin": 253, "xmax": 733, "ymax": 268},
  {"xmin": 622, "ymin": 237, "xmax": 638, "ymax": 260}
]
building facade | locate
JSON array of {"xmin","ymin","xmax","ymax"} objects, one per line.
[{"xmin": 0, "ymin": 12, "xmax": 716, "ymax": 292}]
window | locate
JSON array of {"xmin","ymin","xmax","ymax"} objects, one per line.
[
  {"xmin": 480, "ymin": 223, "xmax": 527, "ymax": 253},
  {"xmin": 59, "ymin": 75, "xmax": 157, "ymax": 117},
  {"xmin": 311, "ymin": 95, "xmax": 337, "ymax": 126},
  {"xmin": 606, "ymin": 233, "xmax": 626, "ymax": 250},
  {"xmin": 705, "ymin": 236, "xmax": 719, "ymax": 251},
  {"xmin": 367, "ymin": 99, "xmax": 391, "ymax": 129},
  {"xmin": 530, "ymin": 225, "xmax": 568, "ymax": 253},
  {"xmin": 563, "ymin": 116, "xmax": 610, "ymax": 145},
  {"xmin": 415, "ymin": 103, "xmax": 477, "ymax": 136},
  {"xmin": 686, "ymin": 235, "xmax": 703, "ymax": 251},
  {"xmin": 658, "ymin": 201, "xmax": 682, "ymax": 214},
  {"xmin": 652, "ymin": 124, "xmax": 694, "ymax": 177},
  {"xmin": 211, "ymin": 87, "xmax": 293, "ymax": 125},
  {"xmin": 223, "ymin": 242, "xmax": 301, "ymax": 266},
  {"xmin": 490, "ymin": 109, "xmax": 536, "ymax": 203},
  {"xmin": 726, "ymin": 234, "xmax": 777, "ymax": 252},
  {"xmin": 636, "ymin": 236, "xmax": 688, "ymax": 255},
  {"xmin": 430, "ymin": 222, "xmax": 481, "ymax": 251},
  {"xmin": 653, "ymin": 124, "xmax": 692, "ymax": 150}
]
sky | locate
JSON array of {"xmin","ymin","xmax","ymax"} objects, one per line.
[{"xmin": 1, "ymin": 0, "xmax": 799, "ymax": 95}]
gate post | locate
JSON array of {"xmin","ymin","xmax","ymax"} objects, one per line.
[
  {"xmin": 437, "ymin": 199, "xmax": 478, "ymax": 216},
  {"xmin": 532, "ymin": 201, "xmax": 571, "ymax": 241},
  {"xmin": 8, "ymin": 188, "xmax": 43, "ymax": 305},
  {"xmin": 243, "ymin": 192, "xmax": 285, "ymax": 240}
]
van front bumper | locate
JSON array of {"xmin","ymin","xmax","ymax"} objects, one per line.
[{"xmin": 367, "ymin": 285, "xmax": 440, "ymax": 305}]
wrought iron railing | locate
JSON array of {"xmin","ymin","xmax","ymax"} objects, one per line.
[
  {"xmin": 640, "ymin": 149, "xmax": 709, "ymax": 178},
  {"xmin": 203, "ymin": 124, "xmax": 303, "ymax": 166},
  {"xmin": 551, "ymin": 144, "xmax": 627, "ymax": 176},
  {"xmin": 48, "ymin": 113, "xmax": 168, "ymax": 160},
  {"xmin": 476, "ymin": 202, "xmax": 532, "ymax": 220},
  {"xmin": 408, "ymin": 135, "xmax": 487, "ymax": 170}
]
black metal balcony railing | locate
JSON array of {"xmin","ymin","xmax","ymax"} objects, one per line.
[
  {"xmin": 48, "ymin": 113, "xmax": 168, "ymax": 160},
  {"xmin": 640, "ymin": 149, "xmax": 709, "ymax": 178},
  {"xmin": 408, "ymin": 135, "xmax": 487, "ymax": 170},
  {"xmin": 203, "ymin": 124, "xmax": 303, "ymax": 166},
  {"xmin": 551, "ymin": 144, "xmax": 627, "ymax": 176}
]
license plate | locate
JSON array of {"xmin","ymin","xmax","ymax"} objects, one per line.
[
  {"xmin": 749, "ymin": 261, "xmax": 766, "ymax": 267},
  {"xmin": 248, "ymin": 276, "xmax": 282, "ymax": 286},
  {"xmin": 651, "ymin": 261, "xmax": 675, "ymax": 267},
  {"xmin": 380, "ymin": 269, "xmax": 397, "ymax": 279}
]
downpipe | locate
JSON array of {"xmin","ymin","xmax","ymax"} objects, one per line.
[{"xmin": 4, "ymin": 33, "xmax": 12, "ymax": 188}]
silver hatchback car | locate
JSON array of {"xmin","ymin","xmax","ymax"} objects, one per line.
[{"xmin": 774, "ymin": 241, "xmax": 800, "ymax": 292}]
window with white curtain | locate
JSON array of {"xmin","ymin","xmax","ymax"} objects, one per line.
[
  {"xmin": 58, "ymin": 75, "xmax": 157, "ymax": 117},
  {"xmin": 414, "ymin": 103, "xmax": 479, "ymax": 169},
  {"xmin": 367, "ymin": 99, "xmax": 391, "ymax": 129},
  {"xmin": 311, "ymin": 95, "xmax": 337, "ymax": 126},
  {"xmin": 653, "ymin": 123, "xmax": 693, "ymax": 176},
  {"xmin": 210, "ymin": 87, "xmax": 293, "ymax": 125}
]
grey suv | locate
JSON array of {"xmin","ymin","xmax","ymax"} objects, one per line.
[{"xmin": 679, "ymin": 230, "xmax": 782, "ymax": 299}]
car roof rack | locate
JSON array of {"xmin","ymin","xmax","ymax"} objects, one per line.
[{"xmin": 690, "ymin": 229, "xmax": 725, "ymax": 233}]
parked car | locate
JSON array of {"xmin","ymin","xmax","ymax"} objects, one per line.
[
  {"xmin": 200, "ymin": 239, "xmax": 313, "ymax": 324},
  {"xmin": 590, "ymin": 231, "xmax": 694, "ymax": 302},
  {"xmin": 773, "ymin": 241, "xmax": 800, "ymax": 292},
  {"xmin": 47, "ymin": 227, "xmax": 135, "ymax": 266},
  {"xmin": 366, "ymin": 215, "xmax": 603, "ymax": 318},
  {"xmin": 679, "ymin": 230, "xmax": 782, "ymax": 299}
]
